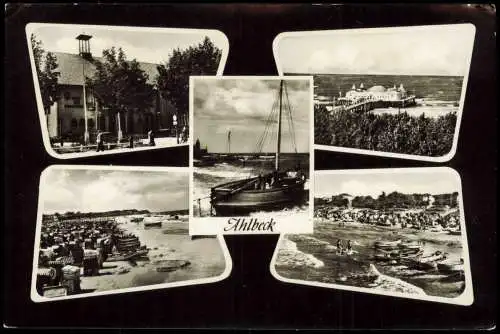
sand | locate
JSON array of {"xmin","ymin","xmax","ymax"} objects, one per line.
[{"xmin": 77, "ymin": 220, "xmax": 226, "ymax": 294}]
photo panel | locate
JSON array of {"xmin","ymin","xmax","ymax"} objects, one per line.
[
  {"xmin": 270, "ymin": 167, "xmax": 473, "ymax": 306},
  {"xmin": 31, "ymin": 165, "xmax": 232, "ymax": 302},
  {"xmin": 189, "ymin": 76, "xmax": 314, "ymax": 235},
  {"xmin": 273, "ymin": 24, "xmax": 476, "ymax": 162},
  {"xmin": 26, "ymin": 23, "xmax": 229, "ymax": 160}
]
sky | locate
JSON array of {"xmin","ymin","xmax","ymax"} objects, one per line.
[
  {"xmin": 193, "ymin": 78, "xmax": 311, "ymax": 153},
  {"xmin": 315, "ymin": 170, "xmax": 460, "ymax": 198},
  {"xmin": 29, "ymin": 24, "xmax": 227, "ymax": 65},
  {"xmin": 277, "ymin": 24, "xmax": 475, "ymax": 76},
  {"xmin": 41, "ymin": 169, "xmax": 189, "ymax": 214}
]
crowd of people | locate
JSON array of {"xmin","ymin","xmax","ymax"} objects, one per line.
[
  {"xmin": 315, "ymin": 207, "xmax": 460, "ymax": 231},
  {"xmin": 314, "ymin": 105, "xmax": 457, "ymax": 156}
]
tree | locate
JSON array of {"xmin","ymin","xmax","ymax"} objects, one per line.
[
  {"xmin": 88, "ymin": 47, "xmax": 155, "ymax": 140},
  {"xmin": 156, "ymin": 36, "xmax": 222, "ymax": 126},
  {"xmin": 30, "ymin": 34, "xmax": 60, "ymax": 115}
]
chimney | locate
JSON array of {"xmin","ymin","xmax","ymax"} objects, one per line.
[{"xmin": 76, "ymin": 34, "xmax": 93, "ymax": 60}]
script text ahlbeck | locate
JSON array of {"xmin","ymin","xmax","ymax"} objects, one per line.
[{"xmin": 224, "ymin": 217, "xmax": 277, "ymax": 232}]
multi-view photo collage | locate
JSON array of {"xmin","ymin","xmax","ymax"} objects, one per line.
[{"xmin": 26, "ymin": 22, "xmax": 475, "ymax": 307}]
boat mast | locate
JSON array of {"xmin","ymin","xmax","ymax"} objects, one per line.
[{"xmin": 275, "ymin": 80, "xmax": 283, "ymax": 171}]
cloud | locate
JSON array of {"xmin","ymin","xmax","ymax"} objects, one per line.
[
  {"xmin": 280, "ymin": 25, "xmax": 475, "ymax": 76},
  {"xmin": 193, "ymin": 78, "xmax": 311, "ymax": 153},
  {"xmin": 33, "ymin": 25, "xmax": 227, "ymax": 65},
  {"xmin": 42, "ymin": 169, "xmax": 188, "ymax": 213},
  {"xmin": 315, "ymin": 171, "xmax": 459, "ymax": 198},
  {"xmin": 338, "ymin": 180, "xmax": 399, "ymax": 198}
]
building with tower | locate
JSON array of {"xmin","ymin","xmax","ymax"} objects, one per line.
[{"xmin": 44, "ymin": 33, "xmax": 178, "ymax": 143}]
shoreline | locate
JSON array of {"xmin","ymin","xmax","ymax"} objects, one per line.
[
  {"xmin": 276, "ymin": 229, "xmax": 459, "ymax": 297},
  {"xmin": 64, "ymin": 217, "xmax": 225, "ymax": 295}
]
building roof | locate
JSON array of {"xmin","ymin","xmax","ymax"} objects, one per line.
[
  {"xmin": 367, "ymin": 85, "xmax": 387, "ymax": 93},
  {"xmin": 52, "ymin": 52, "xmax": 160, "ymax": 86}
]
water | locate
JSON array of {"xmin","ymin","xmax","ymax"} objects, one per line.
[
  {"xmin": 118, "ymin": 217, "xmax": 227, "ymax": 285},
  {"xmin": 307, "ymin": 73, "xmax": 462, "ymax": 118},
  {"xmin": 193, "ymin": 153, "xmax": 310, "ymax": 217},
  {"xmin": 309, "ymin": 74, "xmax": 463, "ymax": 102},
  {"xmin": 275, "ymin": 220, "xmax": 466, "ymax": 298}
]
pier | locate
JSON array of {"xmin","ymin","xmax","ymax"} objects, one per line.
[
  {"xmin": 329, "ymin": 95, "xmax": 417, "ymax": 113},
  {"xmin": 315, "ymin": 83, "xmax": 417, "ymax": 114}
]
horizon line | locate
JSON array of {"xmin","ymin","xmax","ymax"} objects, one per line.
[
  {"xmin": 43, "ymin": 208, "xmax": 189, "ymax": 215},
  {"xmin": 285, "ymin": 72, "xmax": 464, "ymax": 78}
]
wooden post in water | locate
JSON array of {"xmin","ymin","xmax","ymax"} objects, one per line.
[
  {"xmin": 197, "ymin": 198, "xmax": 202, "ymax": 216},
  {"xmin": 275, "ymin": 80, "xmax": 283, "ymax": 171},
  {"xmin": 210, "ymin": 189, "xmax": 215, "ymax": 216}
]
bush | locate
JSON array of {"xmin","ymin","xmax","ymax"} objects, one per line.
[{"xmin": 314, "ymin": 105, "xmax": 457, "ymax": 157}]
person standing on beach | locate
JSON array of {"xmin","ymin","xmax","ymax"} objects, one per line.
[
  {"xmin": 96, "ymin": 131, "xmax": 104, "ymax": 152},
  {"xmin": 148, "ymin": 130, "xmax": 156, "ymax": 146}
]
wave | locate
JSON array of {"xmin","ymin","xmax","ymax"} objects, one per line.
[
  {"xmin": 194, "ymin": 167, "xmax": 256, "ymax": 180},
  {"xmin": 366, "ymin": 264, "xmax": 426, "ymax": 295},
  {"xmin": 275, "ymin": 237, "xmax": 324, "ymax": 269}
]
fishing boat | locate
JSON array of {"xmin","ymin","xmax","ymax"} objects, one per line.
[
  {"xmin": 399, "ymin": 239, "xmax": 420, "ymax": 247},
  {"xmin": 372, "ymin": 252, "xmax": 400, "ymax": 261},
  {"xmin": 398, "ymin": 241, "xmax": 422, "ymax": 251},
  {"xmin": 143, "ymin": 216, "xmax": 163, "ymax": 229},
  {"xmin": 401, "ymin": 251, "xmax": 448, "ymax": 270},
  {"xmin": 399, "ymin": 247, "xmax": 424, "ymax": 258},
  {"xmin": 374, "ymin": 239, "xmax": 402, "ymax": 249},
  {"xmin": 130, "ymin": 217, "xmax": 144, "ymax": 223},
  {"xmin": 437, "ymin": 259, "xmax": 464, "ymax": 274},
  {"xmin": 209, "ymin": 80, "xmax": 307, "ymax": 216}
]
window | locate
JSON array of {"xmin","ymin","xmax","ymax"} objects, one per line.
[
  {"xmin": 72, "ymin": 96, "xmax": 81, "ymax": 105},
  {"xmin": 71, "ymin": 118, "xmax": 78, "ymax": 129},
  {"xmin": 79, "ymin": 119, "xmax": 85, "ymax": 128},
  {"xmin": 88, "ymin": 119, "xmax": 95, "ymax": 128},
  {"xmin": 63, "ymin": 92, "xmax": 71, "ymax": 100}
]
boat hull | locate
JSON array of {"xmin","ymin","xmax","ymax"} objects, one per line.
[
  {"xmin": 437, "ymin": 262, "xmax": 464, "ymax": 274},
  {"xmin": 144, "ymin": 222, "xmax": 162, "ymax": 229},
  {"xmin": 212, "ymin": 178, "xmax": 307, "ymax": 216}
]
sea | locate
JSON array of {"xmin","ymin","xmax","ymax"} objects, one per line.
[
  {"xmin": 118, "ymin": 216, "xmax": 227, "ymax": 285},
  {"xmin": 300, "ymin": 73, "xmax": 464, "ymax": 117},
  {"xmin": 275, "ymin": 219, "xmax": 466, "ymax": 298},
  {"xmin": 193, "ymin": 153, "xmax": 310, "ymax": 217}
]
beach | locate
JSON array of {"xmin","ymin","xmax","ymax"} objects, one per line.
[
  {"xmin": 275, "ymin": 220, "xmax": 466, "ymax": 298},
  {"xmin": 40, "ymin": 215, "xmax": 227, "ymax": 296}
]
